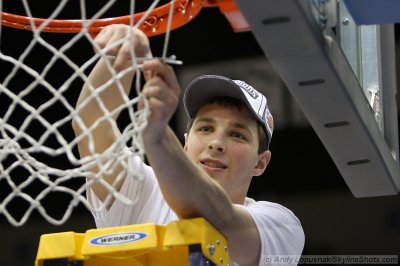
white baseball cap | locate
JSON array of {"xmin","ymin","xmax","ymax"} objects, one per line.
[{"xmin": 183, "ymin": 75, "xmax": 273, "ymax": 148}]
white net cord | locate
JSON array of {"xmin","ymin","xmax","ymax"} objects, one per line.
[{"xmin": 0, "ymin": 0, "xmax": 181, "ymax": 226}]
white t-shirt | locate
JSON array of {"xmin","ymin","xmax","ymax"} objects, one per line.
[{"xmin": 88, "ymin": 155, "xmax": 305, "ymax": 266}]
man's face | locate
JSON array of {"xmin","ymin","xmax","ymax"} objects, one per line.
[{"xmin": 184, "ymin": 103, "xmax": 270, "ymax": 202}]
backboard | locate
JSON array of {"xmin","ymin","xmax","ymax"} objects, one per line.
[{"xmin": 235, "ymin": 0, "xmax": 399, "ymax": 197}]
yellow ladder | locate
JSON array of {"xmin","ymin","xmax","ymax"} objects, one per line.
[{"xmin": 35, "ymin": 218, "xmax": 231, "ymax": 266}]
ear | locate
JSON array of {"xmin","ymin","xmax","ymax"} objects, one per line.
[
  {"xmin": 252, "ymin": 150, "xmax": 271, "ymax": 177},
  {"xmin": 183, "ymin": 132, "xmax": 188, "ymax": 152}
]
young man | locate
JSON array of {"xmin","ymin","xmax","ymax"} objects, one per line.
[{"xmin": 73, "ymin": 24, "xmax": 304, "ymax": 266}]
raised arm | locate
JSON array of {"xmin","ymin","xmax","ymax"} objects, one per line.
[
  {"xmin": 72, "ymin": 25, "xmax": 152, "ymax": 202},
  {"xmin": 141, "ymin": 60, "xmax": 269, "ymax": 266}
]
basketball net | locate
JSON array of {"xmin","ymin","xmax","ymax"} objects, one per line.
[{"xmin": 0, "ymin": 0, "xmax": 249, "ymax": 226}]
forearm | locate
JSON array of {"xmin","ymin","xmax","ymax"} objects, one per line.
[
  {"xmin": 145, "ymin": 127, "xmax": 235, "ymax": 228},
  {"xmin": 73, "ymin": 23, "xmax": 151, "ymax": 156},
  {"xmin": 73, "ymin": 24, "xmax": 153, "ymax": 206},
  {"xmin": 73, "ymin": 58, "xmax": 133, "ymax": 142},
  {"xmin": 71, "ymin": 58, "xmax": 134, "ymax": 202}
]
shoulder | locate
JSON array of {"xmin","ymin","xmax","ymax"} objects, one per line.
[
  {"xmin": 243, "ymin": 197, "xmax": 303, "ymax": 231},
  {"xmin": 244, "ymin": 198, "xmax": 300, "ymax": 222},
  {"xmin": 242, "ymin": 198, "xmax": 305, "ymax": 256}
]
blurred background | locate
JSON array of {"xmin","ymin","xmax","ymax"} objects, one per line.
[{"xmin": 0, "ymin": 1, "xmax": 399, "ymax": 265}]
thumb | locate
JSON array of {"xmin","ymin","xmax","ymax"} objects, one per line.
[
  {"xmin": 143, "ymin": 69, "xmax": 154, "ymax": 82},
  {"xmin": 137, "ymin": 96, "xmax": 146, "ymax": 110}
]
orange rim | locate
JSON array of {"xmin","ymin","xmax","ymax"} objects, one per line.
[
  {"xmin": 0, "ymin": 0, "xmax": 203, "ymax": 37},
  {"xmin": 0, "ymin": 0, "xmax": 248, "ymax": 36}
]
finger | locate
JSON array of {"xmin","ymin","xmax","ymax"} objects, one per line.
[
  {"xmin": 142, "ymin": 82, "xmax": 169, "ymax": 101},
  {"xmin": 132, "ymin": 29, "xmax": 152, "ymax": 58},
  {"xmin": 93, "ymin": 26, "xmax": 113, "ymax": 52},
  {"xmin": 142, "ymin": 59, "xmax": 159, "ymax": 81},
  {"xmin": 112, "ymin": 40, "xmax": 133, "ymax": 71},
  {"xmin": 143, "ymin": 60, "xmax": 180, "ymax": 94},
  {"xmin": 138, "ymin": 98, "xmax": 145, "ymax": 110},
  {"xmin": 94, "ymin": 29, "xmax": 123, "ymax": 57},
  {"xmin": 108, "ymin": 27, "xmax": 151, "ymax": 71},
  {"xmin": 95, "ymin": 25, "xmax": 130, "ymax": 52},
  {"xmin": 143, "ymin": 69, "xmax": 153, "ymax": 82}
]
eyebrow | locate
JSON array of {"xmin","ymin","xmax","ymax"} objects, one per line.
[
  {"xmin": 194, "ymin": 117, "xmax": 253, "ymax": 133},
  {"xmin": 231, "ymin": 121, "xmax": 251, "ymax": 131},
  {"xmin": 194, "ymin": 117, "xmax": 215, "ymax": 124}
]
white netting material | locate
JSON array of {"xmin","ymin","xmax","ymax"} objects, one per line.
[{"xmin": 0, "ymin": 0, "xmax": 180, "ymax": 226}]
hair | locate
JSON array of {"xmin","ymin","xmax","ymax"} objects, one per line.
[{"xmin": 186, "ymin": 96, "xmax": 269, "ymax": 153}]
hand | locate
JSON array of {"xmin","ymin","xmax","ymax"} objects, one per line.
[
  {"xmin": 94, "ymin": 24, "xmax": 152, "ymax": 71},
  {"xmin": 140, "ymin": 60, "xmax": 181, "ymax": 144}
]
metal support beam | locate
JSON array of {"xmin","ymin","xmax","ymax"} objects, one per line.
[{"xmin": 236, "ymin": 0, "xmax": 399, "ymax": 197}]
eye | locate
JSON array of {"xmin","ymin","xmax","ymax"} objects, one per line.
[
  {"xmin": 230, "ymin": 131, "xmax": 247, "ymax": 140},
  {"xmin": 198, "ymin": 126, "xmax": 212, "ymax": 133}
]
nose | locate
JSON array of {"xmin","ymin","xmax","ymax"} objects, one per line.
[{"xmin": 208, "ymin": 138, "xmax": 225, "ymax": 153}]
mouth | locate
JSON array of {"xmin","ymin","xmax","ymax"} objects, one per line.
[{"xmin": 200, "ymin": 159, "xmax": 227, "ymax": 169}]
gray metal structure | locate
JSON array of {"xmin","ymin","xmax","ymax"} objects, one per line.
[{"xmin": 236, "ymin": 0, "xmax": 399, "ymax": 197}]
